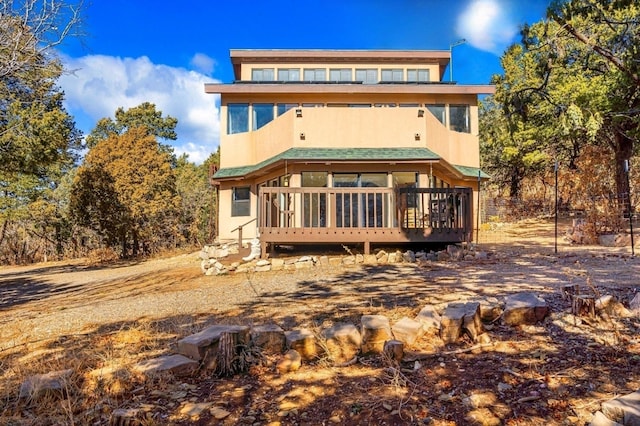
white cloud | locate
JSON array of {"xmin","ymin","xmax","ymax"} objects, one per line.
[
  {"xmin": 455, "ymin": 0, "xmax": 519, "ymax": 55},
  {"xmin": 190, "ymin": 53, "xmax": 216, "ymax": 75},
  {"xmin": 59, "ymin": 54, "xmax": 220, "ymax": 164}
]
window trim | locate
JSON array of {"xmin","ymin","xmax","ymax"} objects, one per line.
[
  {"xmin": 231, "ymin": 186, "xmax": 251, "ymax": 217},
  {"xmin": 277, "ymin": 68, "xmax": 300, "ymax": 81},
  {"xmin": 381, "ymin": 68, "xmax": 404, "ymax": 82},
  {"xmin": 329, "ymin": 68, "xmax": 352, "ymax": 82},
  {"xmin": 449, "ymin": 104, "xmax": 471, "ymax": 133},
  {"xmin": 355, "ymin": 68, "xmax": 378, "ymax": 84},
  {"xmin": 227, "ymin": 103, "xmax": 249, "ymax": 134},
  {"xmin": 251, "ymin": 68, "xmax": 274, "ymax": 81},
  {"xmin": 407, "ymin": 69, "xmax": 430, "ymax": 82}
]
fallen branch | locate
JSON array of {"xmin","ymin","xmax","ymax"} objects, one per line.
[
  {"xmin": 403, "ymin": 343, "xmax": 494, "ymax": 362},
  {"xmin": 517, "ymin": 395, "xmax": 541, "ymax": 403},
  {"xmin": 334, "ymin": 356, "xmax": 358, "ymax": 367}
]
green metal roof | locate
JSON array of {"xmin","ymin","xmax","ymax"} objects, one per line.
[
  {"xmin": 213, "ymin": 147, "xmax": 440, "ymax": 179},
  {"xmin": 213, "ymin": 147, "xmax": 490, "ymax": 181},
  {"xmin": 452, "ymin": 165, "xmax": 491, "ymax": 179}
]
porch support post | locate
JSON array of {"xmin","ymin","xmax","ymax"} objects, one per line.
[
  {"xmin": 261, "ymin": 241, "xmax": 267, "ymax": 259},
  {"xmin": 364, "ymin": 240, "xmax": 371, "ymax": 255}
]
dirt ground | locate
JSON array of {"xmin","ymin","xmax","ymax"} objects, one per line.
[{"xmin": 1, "ymin": 218, "xmax": 640, "ymax": 425}]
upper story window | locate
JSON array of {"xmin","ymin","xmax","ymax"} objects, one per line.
[
  {"xmin": 407, "ymin": 69, "xmax": 430, "ymax": 82},
  {"xmin": 355, "ymin": 69, "xmax": 378, "ymax": 84},
  {"xmin": 277, "ymin": 103, "xmax": 299, "ymax": 116},
  {"xmin": 426, "ymin": 104, "xmax": 446, "ymax": 125},
  {"xmin": 227, "ymin": 103, "xmax": 249, "ymax": 134},
  {"xmin": 277, "ymin": 68, "xmax": 300, "ymax": 81},
  {"xmin": 450, "ymin": 104, "xmax": 470, "ymax": 133},
  {"xmin": 303, "ymin": 68, "xmax": 326, "ymax": 81},
  {"xmin": 251, "ymin": 68, "xmax": 274, "ymax": 81},
  {"xmin": 381, "ymin": 69, "xmax": 404, "ymax": 82},
  {"xmin": 252, "ymin": 104, "xmax": 274, "ymax": 130},
  {"xmin": 329, "ymin": 68, "xmax": 352, "ymax": 82}
]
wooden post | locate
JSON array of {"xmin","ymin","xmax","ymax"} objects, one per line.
[
  {"xmin": 572, "ymin": 295, "xmax": 596, "ymax": 317},
  {"xmin": 562, "ymin": 284, "xmax": 580, "ymax": 301}
]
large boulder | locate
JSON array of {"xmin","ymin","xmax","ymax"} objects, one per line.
[
  {"xmin": 503, "ymin": 293, "xmax": 549, "ymax": 326},
  {"xmin": 360, "ymin": 315, "xmax": 392, "ymax": 354},
  {"xmin": 321, "ymin": 323, "xmax": 362, "ymax": 364},
  {"xmin": 440, "ymin": 302, "xmax": 482, "ymax": 343},
  {"xmin": 177, "ymin": 325, "xmax": 250, "ymax": 369}
]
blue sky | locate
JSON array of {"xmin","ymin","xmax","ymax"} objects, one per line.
[{"xmin": 57, "ymin": 0, "xmax": 549, "ymax": 163}]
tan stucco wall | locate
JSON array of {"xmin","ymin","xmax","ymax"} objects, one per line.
[
  {"xmin": 219, "ymin": 92, "xmax": 480, "ymax": 171},
  {"xmin": 239, "ymin": 62, "xmax": 440, "ymax": 82}
]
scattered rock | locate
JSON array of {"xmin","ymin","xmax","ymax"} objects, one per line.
[
  {"xmin": 19, "ymin": 369, "xmax": 73, "ymax": 401},
  {"xmin": 285, "ymin": 329, "xmax": 319, "ymax": 360},
  {"xmin": 361, "ymin": 315, "xmax": 392, "ymax": 354},
  {"xmin": 441, "ymin": 302, "xmax": 482, "ymax": 343},
  {"xmin": 251, "ymin": 324, "xmax": 285, "ymax": 353},
  {"xmin": 180, "ymin": 402, "xmax": 213, "ymax": 418},
  {"xmin": 363, "ymin": 254, "xmax": 377, "ymax": 264},
  {"xmin": 476, "ymin": 297, "xmax": 503, "ymax": 322},
  {"xmin": 590, "ymin": 411, "xmax": 623, "ymax": 426},
  {"xmin": 415, "ymin": 305, "xmax": 442, "ymax": 331},
  {"xmin": 503, "ymin": 293, "xmax": 549, "ymax": 326},
  {"xmin": 601, "ymin": 390, "xmax": 640, "ymax": 425},
  {"xmin": 391, "ymin": 317, "xmax": 425, "ymax": 345},
  {"xmin": 210, "ymin": 406, "xmax": 232, "ymax": 420},
  {"xmin": 383, "ymin": 339, "xmax": 404, "ymax": 362},
  {"xmin": 465, "ymin": 408, "xmax": 501, "ymax": 426},
  {"xmin": 134, "ymin": 354, "xmax": 198, "ymax": 377},
  {"xmin": 321, "ymin": 323, "xmax": 362, "ymax": 364},
  {"xmin": 177, "ymin": 325, "xmax": 250, "ymax": 369},
  {"xmin": 277, "ymin": 349, "xmax": 302, "ymax": 373},
  {"xmin": 403, "ymin": 250, "xmax": 416, "ymax": 263},
  {"xmin": 446, "ymin": 245, "xmax": 464, "ymax": 261},
  {"xmin": 375, "ymin": 250, "xmax": 387, "ymax": 260},
  {"xmin": 630, "ymin": 294, "xmax": 640, "ymax": 314},
  {"xmin": 110, "ymin": 408, "xmax": 145, "ymax": 425},
  {"xmin": 271, "ymin": 258, "xmax": 285, "ymax": 271}
]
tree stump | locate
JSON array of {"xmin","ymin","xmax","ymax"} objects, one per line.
[
  {"xmin": 562, "ymin": 284, "xmax": 580, "ymax": 301},
  {"xmin": 572, "ymin": 295, "xmax": 596, "ymax": 317},
  {"xmin": 216, "ymin": 331, "xmax": 236, "ymax": 376},
  {"xmin": 383, "ymin": 340, "xmax": 404, "ymax": 363}
]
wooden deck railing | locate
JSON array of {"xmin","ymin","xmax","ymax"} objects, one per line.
[
  {"xmin": 257, "ymin": 186, "xmax": 472, "ymax": 255},
  {"xmin": 396, "ymin": 187, "xmax": 472, "ymax": 233},
  {"xmin": 258, "ymin": 186, "xmax": 472, "ymax": 238}
]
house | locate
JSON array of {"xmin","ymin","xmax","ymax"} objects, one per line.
[{"xmin": 205, "ymin": 49, "xmax": 494, "ymax": 257}]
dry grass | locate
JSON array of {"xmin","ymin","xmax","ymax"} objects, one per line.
[{"xmin": 1, "ymin": 219, "xmax": 640, "ymax": 424}]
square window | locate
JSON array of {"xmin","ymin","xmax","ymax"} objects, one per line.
[
  {"xmin": 232, "ymin": 186, "xmax": 251, "ymax": 217},
  {"xmin": 227, "ymin": 103, "xmax": 249, "ymax": 134},
  {"xmin": 450, "ymin": 105, "xmax": 470, "ymax": 133},
  {"xmin": 329, "ymin": 68, "xmax": 352, "ymax": 81},
  {"xmin": 251, "ymin": 68, "xmax": 274, "ymax": 81},
  {"xmin": 426, "ymin": 104, "xmax": 446, "ymax": 125}
]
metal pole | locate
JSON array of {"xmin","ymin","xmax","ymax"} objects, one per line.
[
  {"xmin": 449, "ymin": 39, "xmax": 466, "ymax": 82},
  {"xmin": 555, "ymin": 161, "xmax": 558, "ymax": 254},
  {"xmin": 449, "ymin": 46, "xmax": 453, "ymax": 82},
  {"xmin": 625, "ymin": 160, "xmax": 634, "ymax": 256},
  {"xmin": 476, "ymin": 170, "xmax": 481, "ymax": 246}
]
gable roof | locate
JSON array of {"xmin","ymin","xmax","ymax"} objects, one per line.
[
  {"xmin": 213, "ymin": 147, "xmax": 487, "ymax": 181},
  {"xmin": 213, "ymin": 147, "xmax": 439, "ymax": 179}
]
